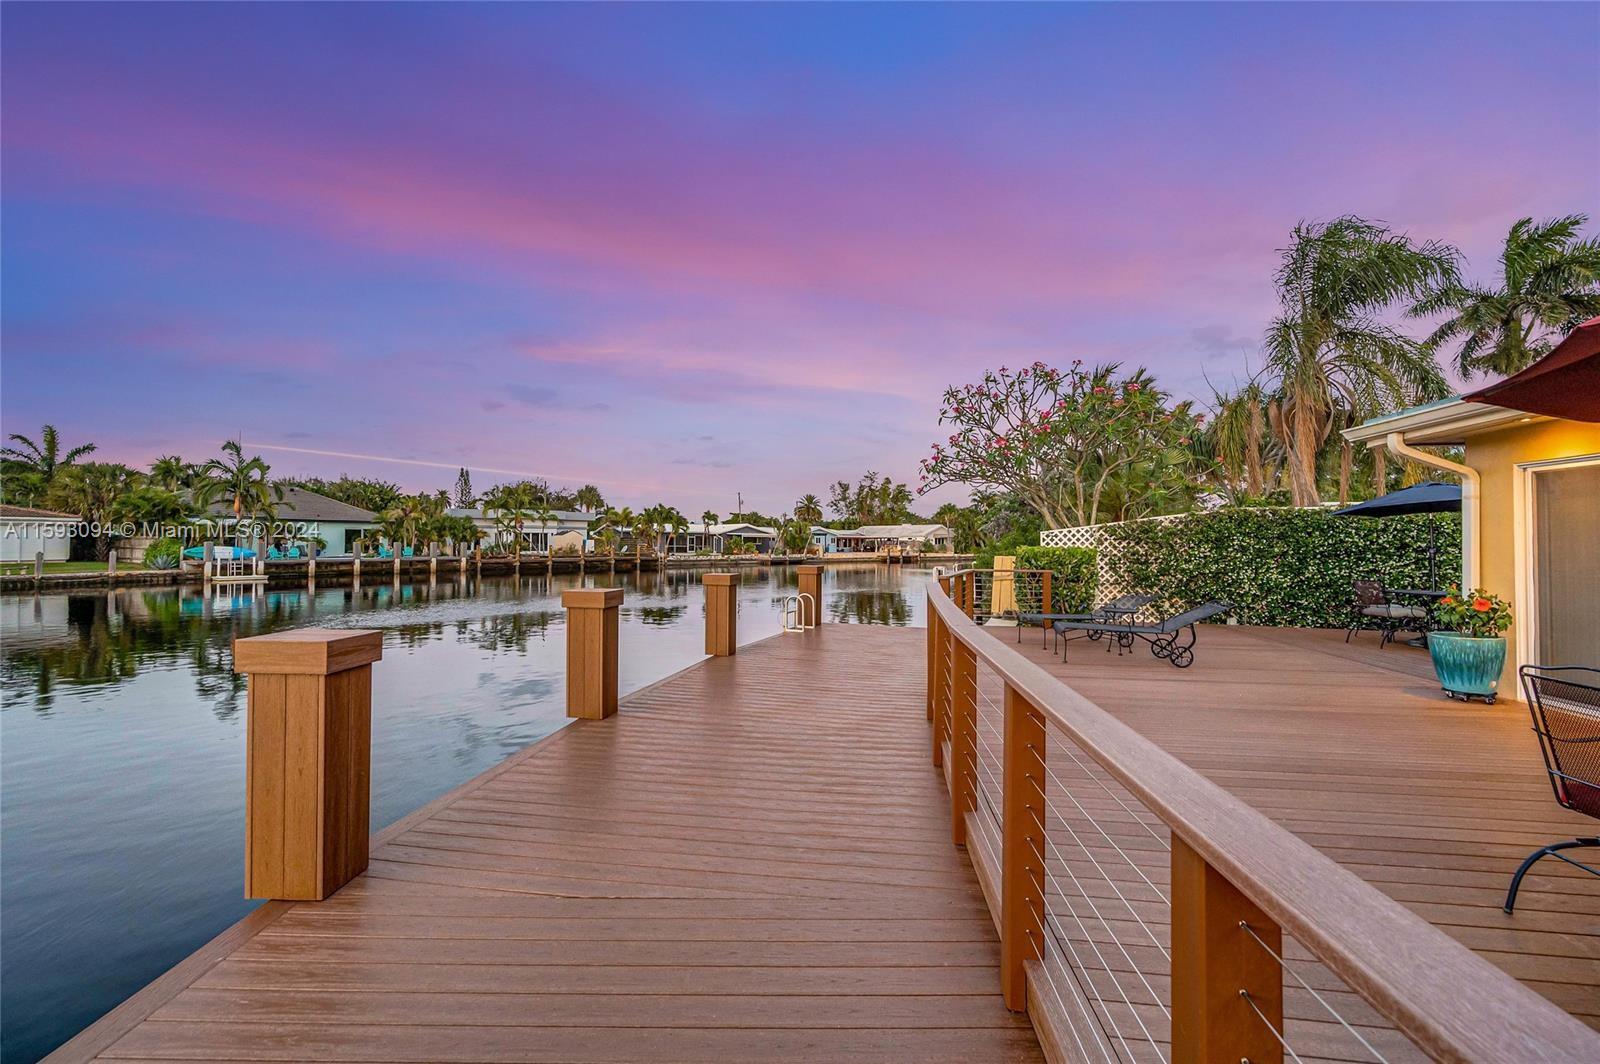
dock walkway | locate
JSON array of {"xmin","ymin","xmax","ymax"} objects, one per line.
[{"xmin": 52, "ymin": 626, "xmax": 1042, "ymax": 1063}]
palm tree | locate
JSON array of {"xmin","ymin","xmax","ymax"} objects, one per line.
[
  {"xmin": 529, "ymin": 500, "xmax": 558, "ymax": 573},
  {"xmin": 483, "ymin": 482, "xmax": 538, "ymax": 560},
  {"xmin": 1412, "ymin": 213, "xmax": 1600, "ymax": 379},
  {"xmin": 606, "ymin": 506, "xmax": 636, "ymax": 568},
  {"xmin": 3, "ymin": 425, "xmax": 96, "ymax": 503},
  {"xmin": 594, "ymin": 527, "xmax": 618, "ymax": 573},
  {"xmin": 1264, "ymin": 217, "xmax": 1457, "ymax": 505},
  {"xmin": 630, "ymin": 509, "xmax": 654, "ymax": 569},
  {"xmin": 574, "ymin": 484, "xmax": 606, "ymax": 514},
  {"xmin": 700, "ymin": 510, "xmax": 717, "ymax": 553},
  {"xmin": 661, "ymin": 507, "xmax": 689, "ymax": 556},
  {"xmin": 1207, "ymin": 382, "xmax": 1273, "ymax": 501},
  {"xmin": 46, "ymin": 463, "xmax": 137, "ymax": 560},
  {"xmin": 192, "ymin": 441, "xmax": 283, "ymax": 550},
  {"xmin": 794, "ymin": 494, "xmax": 823, "ymax": 524},
  {"xmin": 148, "ymin": 455, "xmax": 192, "ymax": 493},
  {"xmin": 777, "ymin": 513, "xmax": 810, "ymax": 556}
]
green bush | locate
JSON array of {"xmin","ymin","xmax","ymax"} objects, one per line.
[
  {"xmin": 973, "ymin": 525, "xmax": 1042, "ymax": 571},
  {"xmin": 1100, "ymin": 507, "xmax": 1462, "ymax": 628},
  {"xmin": 143, "ymin": 537, "xmax": 183, "ymax": 570},
  {"xmin": 1014, "ymin": 545, "xmax": 1097, "ymax": 613}
]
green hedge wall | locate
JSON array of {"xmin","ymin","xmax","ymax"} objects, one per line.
[
  {"xmin": 1013, "ymin": 545, "xmax": 1098, "ymax": 614},
  {"xmin": 1099, "ymin": 508, "xmax": 1461, "ymax": 628}
]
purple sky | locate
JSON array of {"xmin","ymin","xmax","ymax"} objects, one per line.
[{"xmin": 3, "ymin": 4, "xmax": 1596, "ymax": 515}]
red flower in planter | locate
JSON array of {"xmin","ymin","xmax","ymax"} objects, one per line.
[{"xmin": 1472, "ymin": 597, "xmax": 1492, "ymax": 612}]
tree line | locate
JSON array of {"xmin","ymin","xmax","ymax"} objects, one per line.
[{"xmin": 922, "ymin": 212, "xmax": 1599, "ymax": 536}]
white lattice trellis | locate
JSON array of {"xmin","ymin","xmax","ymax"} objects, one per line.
[
  {"xmin": 1043, "ymin": 508, "xmax": 1338, "ymax": 604},
  {"xmin": 1040, "ymin": 513, "xmax": 1190, "ymax": 601}
]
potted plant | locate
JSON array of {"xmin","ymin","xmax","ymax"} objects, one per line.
[{"xmin": 1429, "ymin": 587, "xmax": 1512, "ymax": 704}]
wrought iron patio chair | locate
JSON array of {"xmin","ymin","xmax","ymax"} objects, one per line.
[
  {"xmin": 1346, "ymin": 579, "xmax": 1428, "ymax": 648},
  {"xmin": 1504, "ymin": 665, "xmax": 1600, "ymax": 914}
]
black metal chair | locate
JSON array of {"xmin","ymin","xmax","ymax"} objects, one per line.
[
  {"xmin": 1346, "ymin": 579, "xmax": 1428, "ymax": 647},
  {"xmin": 1019, "ymin": 593, "xmax": 1157, "ymax": 648},
  {"xmin": 1504, "ymin": 665, "xmax": 1600, "ymax": 914}
]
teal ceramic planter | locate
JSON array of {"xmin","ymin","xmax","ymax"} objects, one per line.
[{"xmin": 1428, "ymin": 633, "xmax": 1507, "ymax": 703}]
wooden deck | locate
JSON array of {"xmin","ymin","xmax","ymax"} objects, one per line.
[
  {"xmin": 51, "ymin": 621, "xmax": 1600, "ymax": 1062},
  {"xmin": 52, "ymin": 626, "xmax": 1042, "ymax": 1063},
  {"xmin": 989, "ymin": 623, "xmax": 1599, "ymax": 1041}
]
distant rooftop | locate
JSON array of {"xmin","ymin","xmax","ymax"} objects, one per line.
[{"xmin": 0, "ymin": 504, "xmax": 80, "ymax": 520}]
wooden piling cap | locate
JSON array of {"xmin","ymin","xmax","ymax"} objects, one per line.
[
  {"xmin": 562, "ymin": 588, "xmax": 624, "ymax": 609},
  {"xmin": 702, "ymin": 573, "xmax": 739, "ymax": 586},
  {"xmin": 233, "ymin": 629, "xmax": 383, "ymax": 675}
]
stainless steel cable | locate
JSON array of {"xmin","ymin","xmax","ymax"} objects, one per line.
[
  {"xmin": 1032, "ymin": 837, "xmax": 1165, "ymax": 1058},
  {"xmin": 1041, "ymin": 760, "xmax": 1171, "ymax": 906},
  {"xmin": 1239, "ymin": 921, "xmax": 1389, "ymax": 1062},
  {"xmin": 1241, "ymin": 989, "xmax": 1305, "ymax": 1064},
  {"xmin": 1028, "ymin": 772, "xmax": 1172, "ymax": 965}
]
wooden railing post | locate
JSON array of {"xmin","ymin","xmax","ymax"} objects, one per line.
[
  {"xmin": 964, "ymin": 571, "xmax": 977, "ymax": 619},
  {"xmin": 703, "ymin": 573, "xmax": 738, "ymax": 656},
  {"xmin": 562, "ymin": 588, "xmax": 622, "ymax": 719},
  {"xmin": 1172, "ymin": 835, "xmax": 1284, "ymax": 1064},
  {"xmin": 950, "ymin": 640, "xmax": 977, "ymax": 846},
  {"xmin": 1040, "ymin": 569, "xmax": 1052, "ymax": 628},
  {"xmin": 1001, "ymin": 683, "xmax": 1046, "ymax": 1011},
  {"xmin": 796, "ymin": 564, "xmax": 823, "ymax": 626},
  {"xmin": 233, "ymin": 629, "xmax": 383, "ymax": 901},
  {"xmin": 931, "ymin": 623, "xmax": 948, "ymax": 771},
  {"xmin": 925, "ymin": 595, "xmax": 939, "ymax": 723}
]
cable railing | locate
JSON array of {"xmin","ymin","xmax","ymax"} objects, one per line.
[{"xmin": 926, "ymin": 570, "xmax": 1598, "ymax": 1064}]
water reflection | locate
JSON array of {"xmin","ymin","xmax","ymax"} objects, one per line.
[{"xmin": 0, "ymin": 563, "xmax": 933, "ymax": 1063}]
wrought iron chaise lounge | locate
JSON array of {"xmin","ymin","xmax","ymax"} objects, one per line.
[
  {"xmin": 1051, "ymin": 601, "xmax": 1233, "ymax": 669},
  {"xmin": 1017, "ymin": 593, "xmax": 1158, "ymax": 647},
  {"xmin": 1504, "ymin": 665, "xmax": 1600, "ymax": 914}
]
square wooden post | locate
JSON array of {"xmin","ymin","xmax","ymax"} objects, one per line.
[
  {"xmin": 703, "ymin": 573, "xmax": 738, "ymax": 656},
  {"xmin": 563, "ymin": 588, "xmax": 622, "ymax": 719},
  {"xmin": 1171, "ymin": 836, "xmax": 1284, "ymax": 1064},
  {"xmin": 234, "ymin": 629, "xmax": 383, "ymax": 902},
  {"xmin": 796, "ymin": 564, "xmax": 823, "ymax": 626},
  {"xmin": 949, "ymin": 640, "xmax": 977, "ymax": 846},
  {"xmin": 1040, "ymin": 570, "xmax": 1052, "ymax": 628},
  {"xmin": 1001, "ymin": 683, "xmax": 1046, "ymax": 1011}
]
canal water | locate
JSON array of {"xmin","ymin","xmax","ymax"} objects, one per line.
[{"xmin": 0, "ymin": 562, "xmax": 934, "ymax": 1063}]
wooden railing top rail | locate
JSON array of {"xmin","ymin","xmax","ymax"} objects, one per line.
[{"xmin": 929, "ymin": 572, "xmax": 1598, "ymax": 1062}]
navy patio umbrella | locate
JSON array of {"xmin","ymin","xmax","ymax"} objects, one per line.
[{"xmin": 1334, "ymin": 481, "xmax": 1461, "ymax": 588}]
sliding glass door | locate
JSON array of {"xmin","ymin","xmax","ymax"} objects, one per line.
[{"xmin": 1532, "ymin": 460, "xmax": 1600, "ymax": 666}]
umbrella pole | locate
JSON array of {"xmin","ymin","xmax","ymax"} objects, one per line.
[{"xmin": 1428, "ymin": 515, "xmax": 1437, "ymax": 588}]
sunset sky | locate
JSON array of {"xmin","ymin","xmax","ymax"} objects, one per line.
[{"xmin": 3, "ymin": 3, "xmax": 1596, "ymax": 515}]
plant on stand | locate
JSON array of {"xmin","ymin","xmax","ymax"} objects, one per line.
[{"xmin": 1429, "ymin": 588, "xmax": 1513, "ymax": 703}]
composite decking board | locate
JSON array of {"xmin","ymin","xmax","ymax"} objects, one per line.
[
  {"xmin": 55, "ymin": 627, "xmax": 1042, "ymax": 1064},
  {"xmin": 992, "ymin": 624, "xmax": 1600, "ymax": 1039}
]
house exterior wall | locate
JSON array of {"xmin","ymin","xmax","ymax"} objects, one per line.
[
  {"xmin": 1, "ymin": 520, "xmax": 74, "ymax": 562},
  {"xmin": 313, "ymin": 522, "xmax": 379, "ymax": 555},
  {"xmin": 1465, "ymin": 418, "xmax": 1600, "ymax": 696}
]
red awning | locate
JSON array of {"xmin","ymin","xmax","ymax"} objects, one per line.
[{"xmin": 1464, "ymin": 316, "xmax": 1600, "ymax": 422}]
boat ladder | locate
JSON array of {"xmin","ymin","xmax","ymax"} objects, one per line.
[{"xmin": 781, "ymin": 592, "xmax": 816, "ymax": 632}]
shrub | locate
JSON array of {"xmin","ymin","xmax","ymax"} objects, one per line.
[
  {"xmin": 143, "ymin": 537, "xmax": 183, "ymax": 570},
  {"xmin": 1014, "ymin": 545, "xmax": 1097, "ymax": 613},
  {"xmin": 1434, "ymin": 587, "xmax": 1511, "ymax": 637},
  {"xmin": 1099, "ymin": 507, "xmax": 1461, "ymax": 628}
]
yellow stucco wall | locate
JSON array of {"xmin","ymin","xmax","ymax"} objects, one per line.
[{"xmin": 1464, "ymin": 418, "xmax": 1600, "ymax": 696}]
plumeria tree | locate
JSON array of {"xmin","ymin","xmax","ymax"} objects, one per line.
[{"xmin": 919, "ymin": 361, "xmax": 1204, "ymax": 529}]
